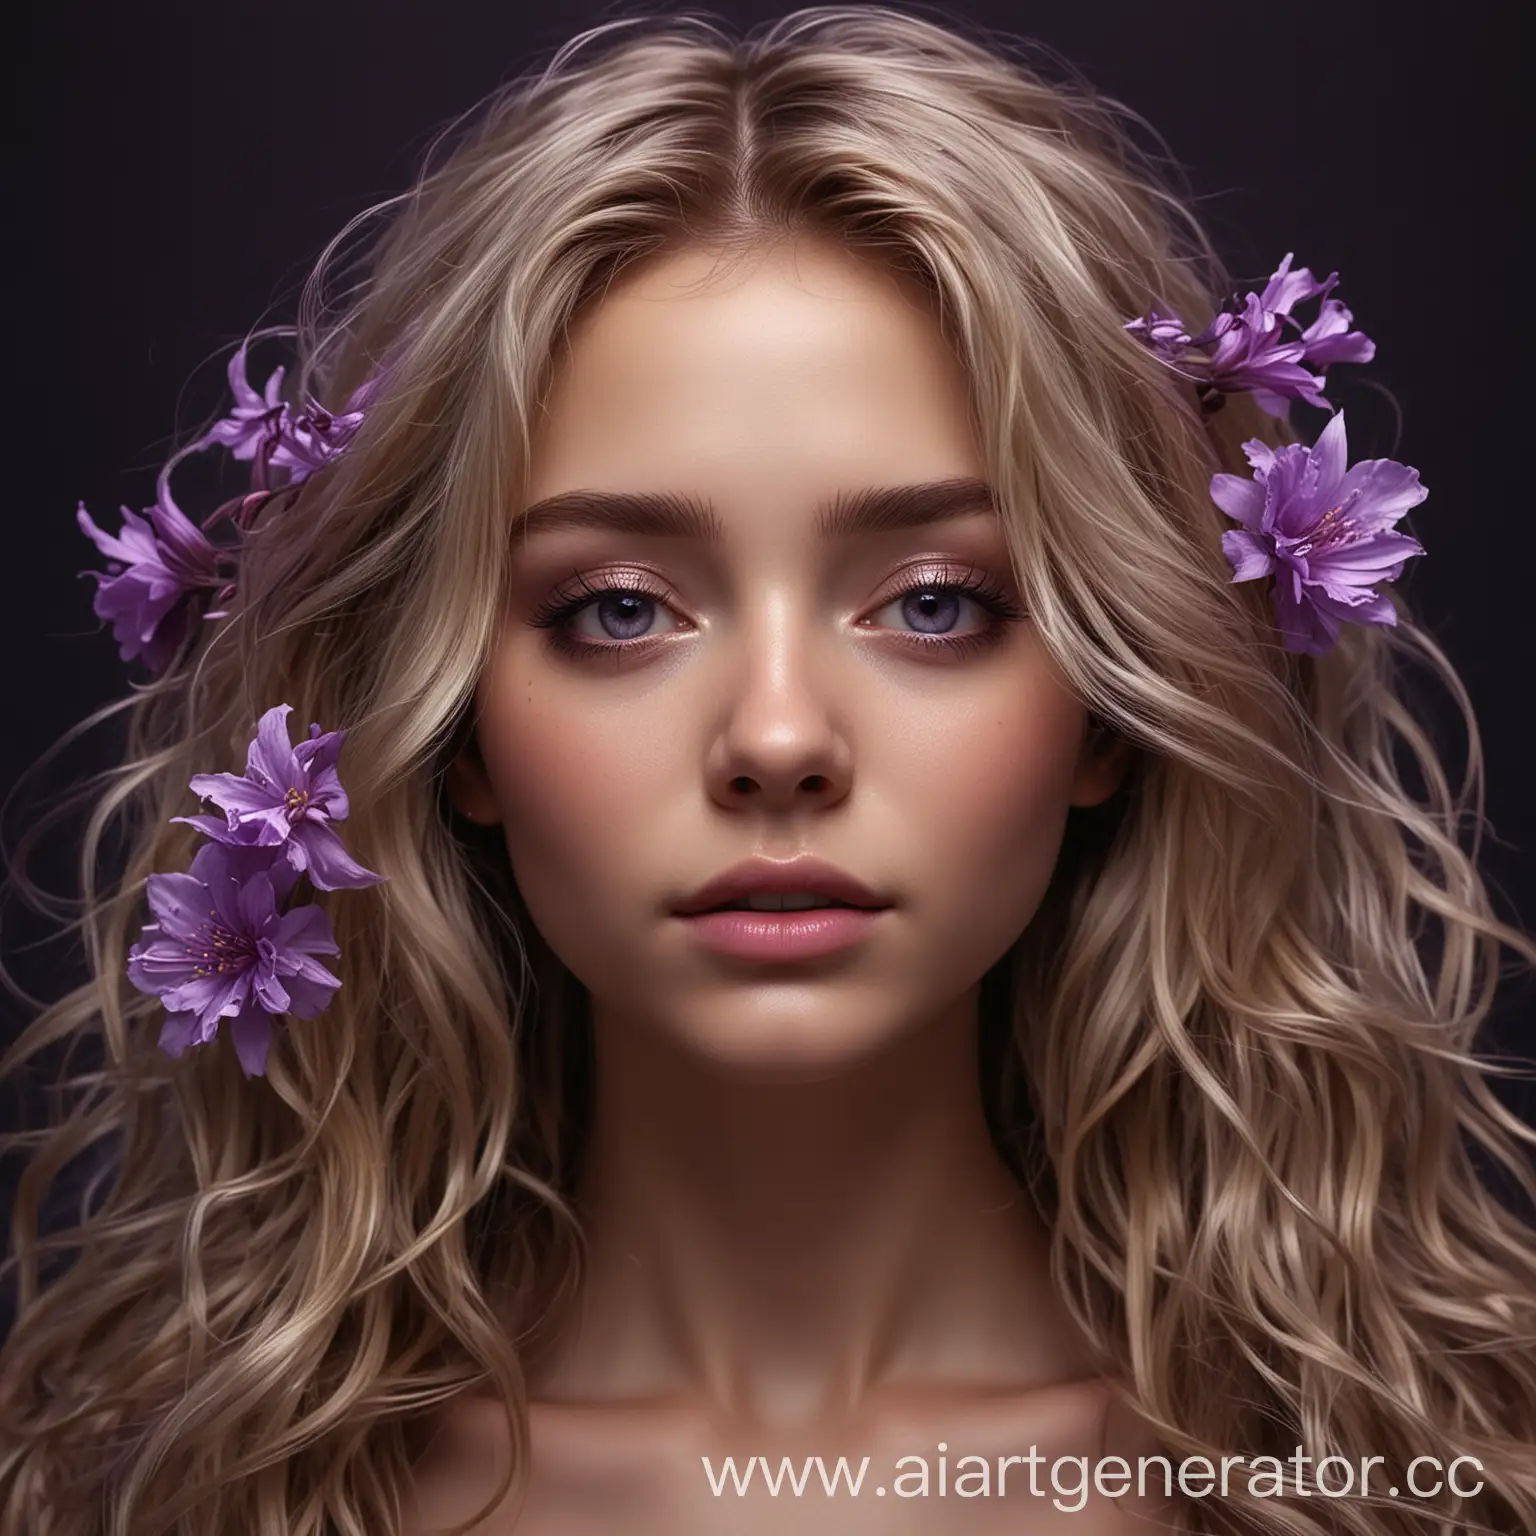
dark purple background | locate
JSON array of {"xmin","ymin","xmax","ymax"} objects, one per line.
[{"xmin": 4, "ymin": 2, "xmax": 1532, "ymax": 1241}]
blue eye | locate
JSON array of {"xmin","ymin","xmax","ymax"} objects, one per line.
[
  {"xmin": 871, "ymin": 584, "xmax": 978, "ymax": 637},
  {"xmin": 857, "ymin": 565, "xmax": 1027, "ymax": 659},
  {"xmin": 576, "ymin": 591, "xmax": 677, "ymax": 642},
  {"xmin": 529, "ymin": 563, "xmax": 1026, "ymax": 663},
  {"xmin": 527, "ymin": 570, "xmax": 684, "ymax": 658}
]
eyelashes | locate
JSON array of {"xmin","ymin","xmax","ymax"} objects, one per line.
[{"xmin": 527, "ymin": 562, "xmax": 1028, "ymax": 663}]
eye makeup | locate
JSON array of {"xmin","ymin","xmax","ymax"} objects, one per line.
[{"xmin": 525, "ymin": 560, "xmax": 1028, "ymax": 664}]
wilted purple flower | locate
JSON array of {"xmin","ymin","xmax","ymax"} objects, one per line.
[
  {"xmin": 173, "ymin": 704, "xmax": 384, "ymax": 892},
  {"xmin": 76, "ymin": 486, "xmax": 223, "ymax": 673},
  {"xmin": 198, "ymin": 342, "xmax": 288, "ymax": 467},
  {"xmin": 199, "ymin": 343, "xmax": 372, "ymax": 491},
  {"xmin": 1213, "ymin": 411, "xmax": 1426, "ymax": 656},
  {"xmin": 1127, "ymin": 254, "xmax": 1376, "ymax": 418},
  {"xmin": 127, "ymin": 840, "xmax": 342, "ymax": 1078},
  {"xmin": 268, "ymin": 396, "xmax": 367, "ymax": 480}
]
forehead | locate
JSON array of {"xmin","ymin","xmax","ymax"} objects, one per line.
[{"xmin": 524, "ymin": 239, "xmax": 984, "ymax": 523}]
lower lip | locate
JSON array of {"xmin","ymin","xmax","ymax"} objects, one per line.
[{"xmin": 676, "ymin": 907, "xmax": 888, "ymax": 961}]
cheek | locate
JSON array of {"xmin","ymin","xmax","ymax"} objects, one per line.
[
  {"xmin": 471, "ymin": 648, "xmax": 675, "ymax": 922},
  {"xmin": 895, "ymin": 677, "xmax": 1084, "ymax": 926}
]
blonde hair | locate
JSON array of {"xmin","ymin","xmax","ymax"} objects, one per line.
[{"xmin": 3, "ymin": 8, "xmax": 1533, "ymax": 1533}]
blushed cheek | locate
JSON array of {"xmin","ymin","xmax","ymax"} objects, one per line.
[
  {"xmin": 474, "ymin": 668, "xmax": 675, "ymax": 982},
  {"xmin": 483, "ymin": 704, "xmax": 613, "ymax": 875},
  {"xmin": 923, "ymin": 691, "xmax": 1085, "ymax": 933}
]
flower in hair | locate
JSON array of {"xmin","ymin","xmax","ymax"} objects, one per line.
[
  {"xmin": 1213, "ymin": 411, "xmax": 1426, "ymax": 656},
  {"xmin": 173, "ymin": 704, "xmax": 384, "ymax": 891},
  {"xmin": 198, "ymin": 342, "xmax": 372, "ymax": 491},
  {"xmin": 128, "ymin": 707, "xmax": 384, "ymax": 1077},
  {"xmin": 127, "ymin": 839, "xmax": 343, "ymax": 1078},
  {"xmin": 198, "ymin": 343, "xmax": 289, "ymax": 466},
  {"xmin": 78, "ymin": 337, "xmax": 375, "ymax": 676},
  {"xmin": 75, "ymin": 484, "xmax": 224, "ymax": 673},
  {"xmin": 267, "ymin": 396, "xmax": 368, "ymax": 483},
  {"xmin": 1127, "ymin": 253, "xmax": 1374, "ymax": 417}
]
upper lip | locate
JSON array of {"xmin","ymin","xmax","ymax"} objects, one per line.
[{"xmin": 673, "ymin": 856, "xmax": 891, "ymax": 915}]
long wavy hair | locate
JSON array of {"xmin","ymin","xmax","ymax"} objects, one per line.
[{"xmin": 3, "ymin": 8, "xmax": 1533, "ymax": 1534}]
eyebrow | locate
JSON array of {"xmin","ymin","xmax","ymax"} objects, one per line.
[{"xmin": 515, "ymin": 475, "xmax": 999, "ymax": 543}]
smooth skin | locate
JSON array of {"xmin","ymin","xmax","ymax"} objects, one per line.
[{"xmin": 421, "ymin": 237, "xmax": 1175, "ymax": 1533}]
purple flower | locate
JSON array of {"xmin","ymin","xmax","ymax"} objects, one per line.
[
  {"xmin": 127, "ymin": 840, "xmax": 342, "ymax": 1078},
  {"xmin": 268, "ymin": 397, "xmax": 367, "ymax": 480},
  {"xmin": 173, "ymin": 704, "xmax": 384, "ymax": 892},
  {"xmin": 198, "ymin": 342, "xmax": 288, "ymax": 467},
  {"xmin": 1187, "ymin": 291, "xmax": 1333, "ymax": 415},
  {"xmin": 1212, "ymin": 411, "xmax": 1426, "ymax": 656},
  {"xmin": 199, "ymin": 343, "xmax": 371, "ymax": 491},
  {"xmin": 1127, "ymin": 254, "xmax": 1376, "ymax": 418},
  {"xmin": 76, "ymin": 486, "xmax": 222, "ymax": 673}
]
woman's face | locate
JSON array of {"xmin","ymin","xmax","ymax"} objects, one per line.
[{"xmin": 451, "ymin": 237, "xmax": 1127, "ymax": 1076}]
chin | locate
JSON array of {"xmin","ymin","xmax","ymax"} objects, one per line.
[{"xmin": 652, "ymin": 985, "xmax": 932, "ymax": 1082}]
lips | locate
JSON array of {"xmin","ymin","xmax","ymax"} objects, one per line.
[{"xmin": 672, "ymin": 856, "xmax": 891, "ymax": 917}]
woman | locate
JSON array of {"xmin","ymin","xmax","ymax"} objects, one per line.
[{"xmin": 3, "ymin": 9, "xmax": 1533, "ymax": 1534}]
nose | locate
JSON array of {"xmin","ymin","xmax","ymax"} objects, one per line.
[{"xmin": 703, "ymin": 591, "xmax": 853, "ymax": 813}]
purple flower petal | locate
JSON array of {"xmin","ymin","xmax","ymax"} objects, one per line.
[
  {"xmin": 248, "ymin": 704, "xmax": 306, "ymax": 791},
  {"xmin": 1127, "ymin": 255, "xmax": 1376, "ymax": 418},
  {"xmin": 182, "ymin": 706, "xmax": 381, "ymax": 888},
  {"xmin": 186, "ymin": 770, "xmax": 287, "ymax": 817},
  {"xmin": 141, "ymin": 868, "xmax": 217, "ymax": 941},
  {"xmin": 272, "ymin": 900, "xmax": 341, "ymax": 958},
  {"xmin": 1334, "ymin": 454, "xmax": 1429, "ymax": 521},
  {"xmin": 227, "ymin": 1002, "xmax": 275, "ymax": 1079},
  {"xmin": 1212, "ymin": 410, "xmax": 1426, "ymax": 656},
  {"xmin": 251, "ymin": 937, "xmax": 293, "ymax": 1016},
  {"xmin": 1257, "ymin": 253, "xmax": 1331, "ymax": 318},
  {"xmin": 1298, "ymin": 409, "xmax": 1349, "ymax": 506},
  {"xmin": 1123, "ymin": 310, "xmax": 1194, "ymax": 365},
  {"xmin": 196, "ymin": 343, "xmax": 372, "ymax": 494},
  {"xmin": 1299, "ymin": 298, "xmax": 1376, "ymax": 368},
  {"xmin": 160, "ymin": 966, "xmax": 252, "ymax": 1034},
  {"xmin": 1210, "ymin": 472, "xmax": 1266, "ymax": 530},
  {"xmin": 157, "ymin": 1009, "xmax": 208, "ymax": 1059},
  {"xmin": 294, "ymin": 821, "xmax": 385, "ymax": 892},
  {"xmin": 128, "ymin": 837, "xmax": 347, "ymax": 1076},
  {"xmin": 76, "ymin": 495, "xmax": 220, "ymax": 673},
  {"xmin": 1220, "ymin": 528, "xmax": 1279, "ymax": 583},
  {"xmin": 198, "ymin": 344, "xmax": 290, "ymax": 469}
]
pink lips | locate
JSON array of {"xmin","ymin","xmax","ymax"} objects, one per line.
[
  {"xmin": 677, "ymin": 906, "xmax": 887, "ymax": 961},
  {"xmin": 672, "ymin": 854, "xmax": 891, "ymax": 917},
  {"xmin": 670, "ymin": 855, "xmax": 893, "ymax": 962}
]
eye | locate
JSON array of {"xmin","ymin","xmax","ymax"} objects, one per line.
[
  {"xmin": 527, "ymin": 569, "xmax": 687, "ymax": 659},
  {"xmin": 528, "ymin": 562, "xmax": 1027, "ymax": 664},
  {"xmin": 868, "ymin": 585, "xmax": 983, "ymax": 636},
  {"xmin": 861, "ymin": 563, "xmax": 1028, "ymax": 657},
  {"xmin": 566, "ymin": 589, "xmax": 682, "ymax": 644}
]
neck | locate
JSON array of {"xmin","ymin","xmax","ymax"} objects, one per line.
[{"xmin": 532, "ymin": 985, "xmax": 1101, "ymax": 1429}]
